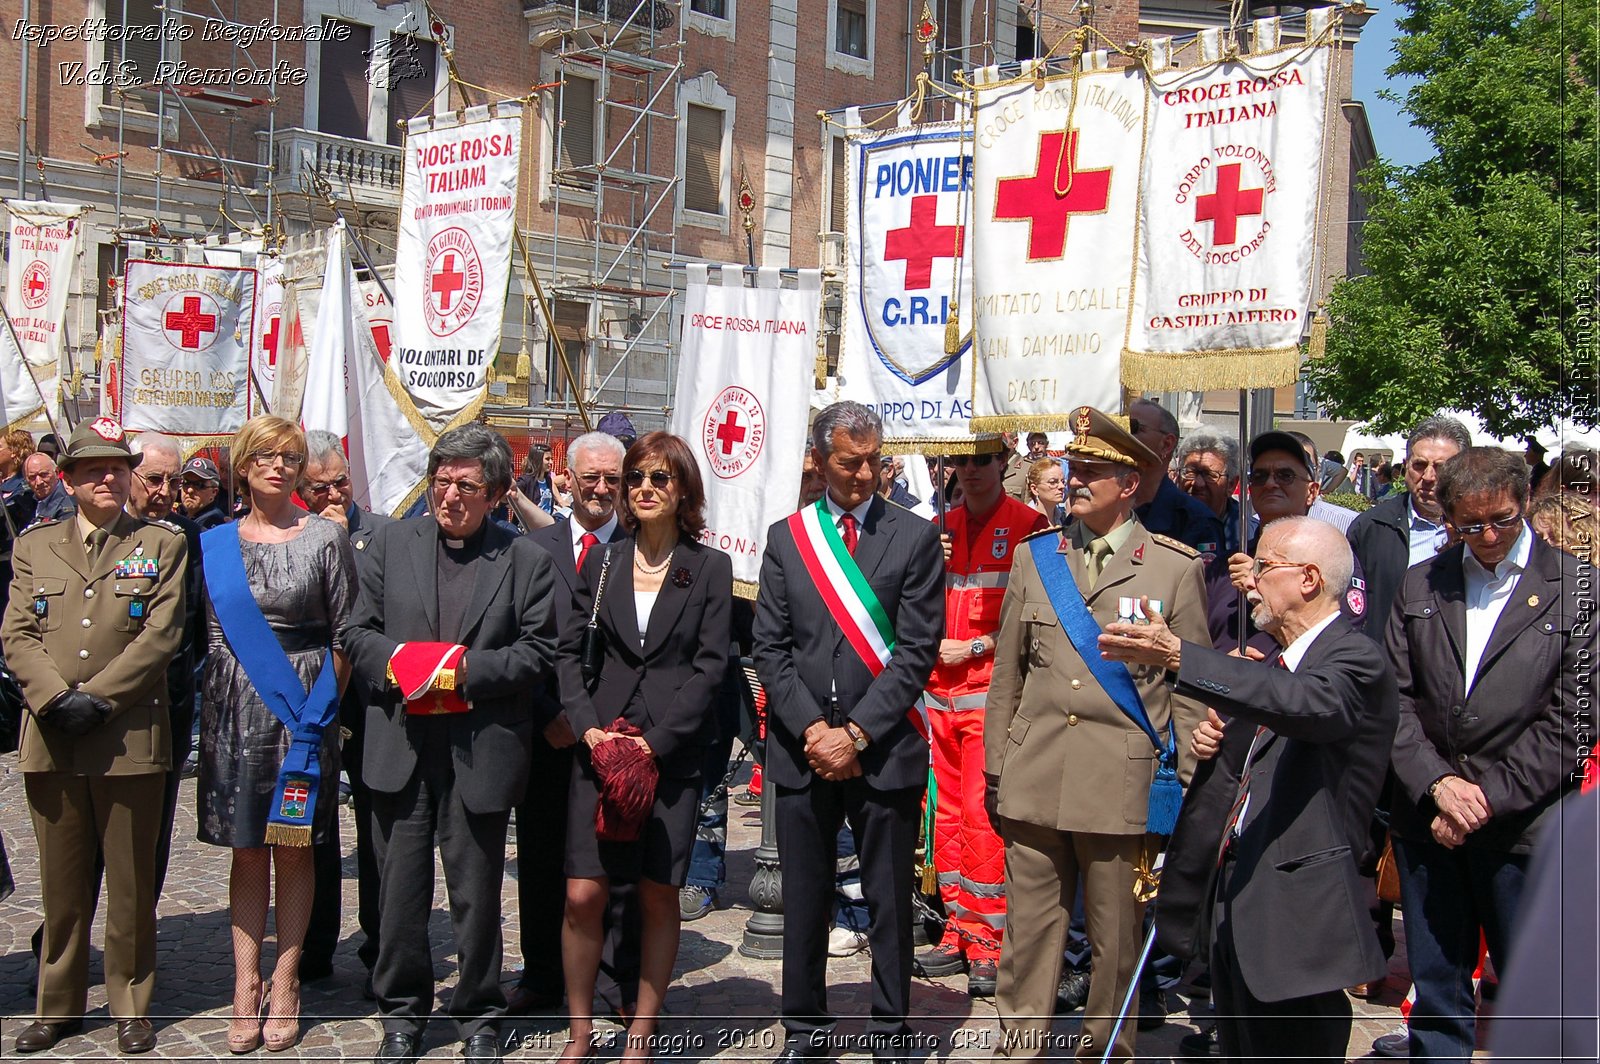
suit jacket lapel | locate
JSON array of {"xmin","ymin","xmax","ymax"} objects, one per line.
[
  {"xmin": 410, "ymin": 521, "xmax": 440, "ymax": 639},
  {"xmin": 644, "ymin": 541, "xmax": 700, "ymax": 656},
  {"xmin": 457, "ymin": 530, "xmax": 512, "ymax": 645},
  {"xmin": 851, "ymin": 496, "xmax": 893, "ymax": 582},
  {"xmin": 602, "ymin": 539, "xmax": 640, "ymax": 656}
]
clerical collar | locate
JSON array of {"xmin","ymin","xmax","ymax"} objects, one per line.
[{"xmin": 438, "ymin": 520, "xmax": 489, "ymax": 552}]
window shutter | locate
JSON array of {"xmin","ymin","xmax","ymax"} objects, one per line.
[
  {"xmin": 108, "ymin": 0, "xmax": 163, "ymax": 86},
  {"xmin": 829, "ymin": 137, "xmax": 848, "ymax": 233},
  {"xmin": 386, "ymin": 35, "xmax": 438, "ymax": 146},
  {"xmin": 557, "ymin": 77, "xmax": 597, "ymax": 186},
  {"xmin": 683, "ymin": 104, "xmax": 724, "ymax": 215},
  {"xmin": 546, "ymin": 300, "xmax": 589, "ymax": 401},
  {"xmin": 317, "ymin": 20, "xmax": 373, "ymax": 140}
]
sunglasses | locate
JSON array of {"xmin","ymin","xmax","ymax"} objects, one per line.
[
  {"xmin": 1247, "ymin": 468, "xmax": 1307, "ymax": 487},
  {"xmin": 576, "ymin": 473, "xmax": 622, "ymax": 488},
  {"xmin": 625, "ymin": 469, "xmax": 675, "ymax": 489},
  {"xmin": 948, "ymin": 453, "xmax": 997, "ymax": 468},
  {"xmin": 1450, "ymin": 514, "xmax": 1522, "ymax": 537}
]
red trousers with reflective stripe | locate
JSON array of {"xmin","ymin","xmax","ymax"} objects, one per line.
[{"xmin": 930, "ymin": 703, "xmax": 1006, "ymax": 959}]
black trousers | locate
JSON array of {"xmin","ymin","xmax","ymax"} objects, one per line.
[
  {"xmin": 306, "ymin": 701, "xmax": 382, "ymax": 972},
  {"xmin": 1211, "ymin": 862, "xmax": 1351, "ymax": 1063},
  {"xmin": 516, "ymin": 739, "xmax": 572, "ymax": 998},
  {"xmin": 776, "ymin": 778, "xmax": 922, "ymax": 1049},
  {"xmin": 371, "ymin": 740, "xmax": 509, "ymax": 1039}
]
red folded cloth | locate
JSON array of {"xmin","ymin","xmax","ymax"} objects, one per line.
[{"xmin": 592, "ymin": 717, "xmax": 658, "ymax": 842}]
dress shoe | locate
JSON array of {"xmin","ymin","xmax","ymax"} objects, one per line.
[
  {"xmin": 1137, "ymin": 986, "xmax": 1168, "ymax": 1031},
  {"xmin": 967, "ymin": 957, "xmax": 998, "ymax": 998},
  {"xmin": 117, "ymin": 1018, "xmax": 158, "ymax": 1054},
  {"xmin": 375, "ymin": 1031, "xmax": 423, "ymax": 1064},
  {"xmin": 504, "ymin": 983, "xmax": 564, "ymax": 1013},
  {"xmin": 462, "ymin": 1032, "xmax": 500, "ymax": 1061},
  {"xmin": 1055, "ymin": 968, "xmax": 1091, "ymax": 1013},
  {"xmin": 773, "ymin": 1046, "xmax": 823, "ymax": 1064},
  {"xmin": 1177, "ymin": 1025, "xmax": 1216, "ymax": 1059},
  {"xmin": 1371, "ymin": 1025, "xmax": 1410, "ymax": 1058},
  {"xmin": 14, "ymin": 1019, "xmax": 83, "ymax": 1053},
  {"xmin": 1347, "ymin": 978, "xmax": 1383, "ymax": 999},
  {"xmin": 912, "ymin": 939, "xmax": 966, "ymax": 978}
]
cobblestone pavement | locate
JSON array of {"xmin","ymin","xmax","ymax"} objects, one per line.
[{"xmin": 0, "ymin": 760, "xmax": 1419, "ymax": 1061}]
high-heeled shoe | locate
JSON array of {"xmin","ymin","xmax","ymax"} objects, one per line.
[
  {"xmin": 262, "ymin": 978, "xmax": 301, "ymax": 1052},
  {"xmin": 227, "ymin": 980, "xmax": 266, "ymax": 1054}
]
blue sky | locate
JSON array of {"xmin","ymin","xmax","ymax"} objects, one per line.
[{"xmin": 1351, "ymin": 3, "xmax": 1435, "ymax": 167}]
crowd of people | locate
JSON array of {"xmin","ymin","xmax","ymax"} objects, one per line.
[{"xmin": 0, "ymin": 397, "xmax": 1593, "ymax": 1064}]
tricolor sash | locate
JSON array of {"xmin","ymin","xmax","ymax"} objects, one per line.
[
  {"xmin": 202, "ymin": 523, "xmax": 340, "ymax": 847},
  {"xmin": 1028, "ymin": 535, "xmax": 1182, "ymax": 835}
]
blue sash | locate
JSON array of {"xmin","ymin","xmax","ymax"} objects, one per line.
[
  {"xmin": 202, "ymin": 522, "xmax": 340, "ymax": 846},
  {"xmin": 1027, "ymin": 534, "xmax": 1182, "ymax": 835}
]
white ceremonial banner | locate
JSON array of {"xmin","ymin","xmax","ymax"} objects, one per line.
[
  {"xmin": 392, "ymin": 102, "xmax": 520, "ymax": 432},
  {"xmin": 669, "ymin": 265, "xmax": 819, "ymax": 591},
  {"xmin": 969, "ymin": 61, "xmax": 1145, "ymax": 431},
  {"xmin": 837, "ymin": 123, "xmax": 976, "ymax": 448},
  {"xmin": 3, "ymin": 200, "xmax": 85, "ymax": 429},
  {"xmin": 1125, "ymin": 12, "xmax": 1336, "ymax": 390},
  {"xmin": 98, "ymin": 320, "xmax": 122, "ymax": 421},
  {"xmin": 269, "ymin": 233, "xmax": 328, "ymax": 421},
  {"xmin": 302, "ymin": 223, "xmax": 430, "ymax": 516},
  {"xmin": 121, "ymin": 259, "xmax": 256, "ymax": 439},
  {"xmin": 252, "ymin": 255, "xmax": 284, "ymax": 411},
  {"xmin": 359, "ymin": 278, "xmax": 394, "ymax": 363}
]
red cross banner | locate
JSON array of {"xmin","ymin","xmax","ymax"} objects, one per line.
[
  {"xmin": 392, "ymin": 102, "xmax": 521, "ymax": 433},
  {"xmin": 968, "ymin": 62, "xmax": 1145, "ymax": 431},
  {"xmin": 120, "ymin": 259, "xmax": 257, "ymax": 439},
  {"xmin": 3, "ymin": 200, "xmax": 85, "ymax": 430},
  {"xmin": 836, "ymin": 123, "xmax": 977, "ymax": 450},
  {"xmin": 1125, "ymin": 10, "xmax": 1338, "ymax": 389},
  {"xmin": 251, "ymin": 255, "xmax": 284, "ymax": 411},
  {"xmin": 669, "ymin": 265, "xmax": 819, "ymax": 592}
]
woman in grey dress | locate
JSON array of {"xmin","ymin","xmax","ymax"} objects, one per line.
[{"xmin": 197, "ymin": 416, "xmax": 356, "ymax": 1053}]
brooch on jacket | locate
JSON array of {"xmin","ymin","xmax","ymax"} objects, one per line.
[{"xmin": 671, "ymin": 566, "xmax": 693, "ymax": 588}]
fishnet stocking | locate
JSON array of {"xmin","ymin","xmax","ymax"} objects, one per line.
[
  {"xmin": 265, "ymin": 845, "xmax": 314, "ymax": 1044},
  {"xmin": 229, "ymin": 845, "xmax": 315, "ymax": 1046},
  {"xmin": 229, "ymin": 849, "xmax": 271, "ymax": 1047}
]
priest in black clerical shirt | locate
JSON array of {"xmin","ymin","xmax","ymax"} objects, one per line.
[{"xmin": 343, "ymin": 424, "xmax": 559, "ymax": 1064}]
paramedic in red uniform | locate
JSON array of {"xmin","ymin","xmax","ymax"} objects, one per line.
[{"xmin": 914, "ymin": 446, "xmax": 1048, "ymax": 997}]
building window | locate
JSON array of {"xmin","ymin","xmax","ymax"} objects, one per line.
[
  {"xmin": 828, "ymin": 136, "xmax": 849, "ymax": 234},
  {"xmin": 317, "ymin": 20, "xmax": 373, "ymax": 140},
  {"xmin": 84, "ymin": 0, "xmax": 176, "ymax": 132},
  {"xmin": 683, "ymin": 105, "xmax": 725, "ymax": 215},
  {"xmin": 690, "ymin": 0, "xmax": 727, "ymax": 16},
  {"xmin": 553, "ymin": 74, "xmax": 599, "ymax": 191},
  {"xmin": 384, "ymin": 33, "xmax": 438, "ymax": 145},
  {"xmin": 545, "ymin": 300, "xmax": 589, "ymax": 404},
  {"xmin": 836, "ymin": 0, "xmax": 868, "ymax": 57},
  {"xmin": 107, "ymin": 0, "xmax": 164, "ymax": 86},
  {"xmin": 933, "ymin": 0, "xmax": 966, "ymax": 83},
  {"xmin": 685, "ymin": 0, "xmax": 735, "ymax": 38}
]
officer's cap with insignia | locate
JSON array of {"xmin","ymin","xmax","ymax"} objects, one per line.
[
  {"xmin": 59, "ymin": 417, "xmax": 142, "ymax": 471},
  {"xmin": 1064, "ymin": 406, "xmax": 1159, "ymax": 469}
]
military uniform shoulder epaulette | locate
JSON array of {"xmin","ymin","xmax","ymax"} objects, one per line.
[
  {"xmin": 17, "ymin": 517, "xmax": 61, "ymax": 537},
  {"xmin": 1019, "ymin": 524, "xmax": 1061, "ymax": 544},
  {"xmin": 140, "ymin": 517, "xmax": 187, "ymax": 537},
  {"xmin": 1150, "ymin": 533, "xmax": 1200, "ymax": 558}
]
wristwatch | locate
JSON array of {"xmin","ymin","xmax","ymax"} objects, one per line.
[
  {"xmin": 845, "ymin": 722, "xmax": 870, "ymax": 752},
  {"xmin": 970, "ymin": 638, "xmax": 988, "ymax": 659}
]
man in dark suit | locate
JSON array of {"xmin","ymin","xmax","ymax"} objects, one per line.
[
  {"xmin": 511, "ymin": 430, "xmax": 627, "ymax": 1014},
  {"xmin": 299, "ymin": 430, "xmax": 395, "ymax": 985},
  {"xmin": 1387, "ymin": 445, "xmax": 1591, "ymax": 1062},
  {"xmin": 343, "ymin": 424, "xmax": 559, "ymax": 1064},
  {"xmin": 1103, "ymin": 516, "xmax": 1399, "ymax": 1062},
  {"xmin": 1128, "ymin": 397, "xmax": 1225, "ymax": 555},
  {"xmin": 754, "ymin": 401, "xmax": 944, "ymax": 1064},
  {"xmin": 1346, "ymin": 415, "xmax": 1472, "ymax": 639}
]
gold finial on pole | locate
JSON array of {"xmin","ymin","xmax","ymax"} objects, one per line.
[{"xmin": 915, "ymin": 0, "xmax": 940, "ymax": 72}]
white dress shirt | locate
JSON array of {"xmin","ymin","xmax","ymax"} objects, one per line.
[
  {"xmin": 1407, "ymin": 500, "xmax": 1449, "ymax": 568},
  {"xmin": 822, "ymin": 492, "xmax": 874, "ymax": 536},
  {"xmin": 567, "ymin": 512, "xmax": 619, "ymax": 564},
  {"xmin": 1279, "ymin": 608, "xmax": 1344, "ymax": 673},
  {"xmin": 1462, "ymin": 522, "xmax": 1532, "ymax": 694}
]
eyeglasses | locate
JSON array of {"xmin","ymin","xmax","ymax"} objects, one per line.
[
  {"xmin": 948, "ymin": 454, "xmax": 996, "ymax": 468},
  {"xmin": 1178, "ymin": 466, "xmax": 1227, "ymax": 485},
  {"xmin": 625, "ymin": 469, "xmax": 675, "ymax": 489},
  {"xmin": 250, "ymin": 449, "xmax": 304, "ymax": 468},
  {"xmin": 1247, "ymin": 468, "xmax": 1307, "ymax": 487},
  {"xmin": 576, "ymin": 473, "xmax": 621, "ymax": 488},
  {"xmin": 432, "ymin": 476, "xmax": 487, "ymax": 498},
  {"xmin": 138, "ymin": 473, "xmax": 183, "ymax": 489},
  {"xmin": 1450, "ymin": 514, "xmax": 1523, "ymax": 537},
  {"xmin": 1251, "ymin": 559, "xmax": 1311, "ymax": 578},
  {"xmin": 305, "ymin": 475, "xmax": 351, "ymax": 494}
]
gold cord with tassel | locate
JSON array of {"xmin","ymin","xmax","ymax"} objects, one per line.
[
  {"xmin": 515, "ymin": 340, "xmax": 532, "ymax": 382},
  {"xmin": 944, "ymin": 305, "xmax": 961, "ymax": 355},
  {"xmin": 1307, "ymin": 303, "xmax": 1329, "ymax": 359}
]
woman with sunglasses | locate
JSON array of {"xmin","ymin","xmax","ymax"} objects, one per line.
[
  {"xmin": 556, "ymin": 432, "xmax": 732, "ymax": 1063},
  {"xmin": 1024, "ymin": 457, "xmax": 1068, "ymax": 525},
  {"xmin": 196, "ymin": 416, "xmax": 357, "ymax": 1053}
]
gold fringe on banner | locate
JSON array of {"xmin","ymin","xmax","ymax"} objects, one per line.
[
  {"xmin": 263, "ymin": 822, "xmax": 312, "ymax": 847},
  {"xmin": 882, "ymin": 435, "xmax": 1006, "ymax": 456},
  {"xmin": 970, "ymin": 411, "xmax": 1097, "ymax": 434},
  {"xmin": 1119, "ymin": 346, "xmax": 1302, "ymax": 394},
  {"xmin": 733, "ymin": 578, "xmax": 760, "ymax": 601},
  {"xmin": 392, "ymin": 475, "xmax": 430, "ymax": 520}
]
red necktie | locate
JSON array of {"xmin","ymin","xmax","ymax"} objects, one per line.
[
  {"xmin": 840, "ymin": 512, "xmax": 858, "ymax": 555},
  {"xmin": 577, "ymin": 531, "xmax": 600, "ymax": 571}
]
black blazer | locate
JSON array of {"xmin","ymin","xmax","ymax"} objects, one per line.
[
  {"xmin": 527, "ymin": 519, "xmax": 624, "ymax": 727},
  {"xmin": 752, "ymin": 495, "xmax": 944, "ymax": 791},
  {"xmin": 342, "ymin": 516, "xmax": 559, "ymax": 813},
  {"xmin": 1346, "ymin": 493, "xmax": 1412, "ymax": 640},
  {"xmin": 1158, "ymin": 617, "xmax": 1398, "ymax": 1002},
  {"xmin": 557, "ymin": 534, "xmax": 732, "ymax": 778},
  {"xmin": 1387, "ymin": 533, "xmax": 1591, "ymax": 853}
]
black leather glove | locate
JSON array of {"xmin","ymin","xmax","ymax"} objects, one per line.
[
  {"xmin": 41, "ymin": 689, "xmax": 112, "ymax": 736},
  {"xmin": 984, "ymin": 774, "xmax": 1002, "ymax": 834}
]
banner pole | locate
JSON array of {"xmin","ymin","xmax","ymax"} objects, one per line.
[{"xmin": 1236, "ymin": 388, "xmax": 1253, "ymax": 653}]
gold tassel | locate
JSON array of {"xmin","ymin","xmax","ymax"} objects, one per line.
[
  {"xmin": 1307, "ymin": 305, "xmax": 1329, "ymax": 360},
  {"xmin": 921, "ymin": 860, "xmax": 938, "ymax": 895},
  {"xmin": 943, "ymin": 306, "xmax": 961, "ymax": 355},
  {"xmin": 515, "ymin": 343, "xmax": 532, "ymax": 382},
  {"xmin": 263, "ymin": 823, "xmax": 312, "ymax": 847},
  {"xmin": 485, "ymin": 359, "xmax": 498, "ymax": 384},
  {"xmin": 814, "ymin": 346, "xmax": 828, "ymax": 390}
]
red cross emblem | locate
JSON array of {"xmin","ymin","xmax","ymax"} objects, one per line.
[
  {"xmin": 261, "ymin": 314, "xmax": 281, "ymax": 366},
  {"xmin": 164, "ymin": 295, "xmax": 218, "ymax": 350},
  {"xmin": 994, "ymin": 130, "xmax": 1112, "ymax": 261},
  {"xmin": 714, "ymin": 410, "xmax": 747, "ymax": 455},
  {"xmin": 883, "ymin": 195, "xmax": 965, "ymax": 290},
  {"xmin": 21, "ymin": 261, "xmax": 49, "ymax": 309},
  {"xmin": 430, "ymin": 253, "xmax": 466, "ymax": 312},
  {"xmin": 371, "ymin": 323, "xmax": 392, "ymax": 362},
  {"xmin": 1194, "ymin": 163, "xmax": 1265, "ymax": 246}
]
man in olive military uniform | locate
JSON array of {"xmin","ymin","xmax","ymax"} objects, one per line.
[
  {"xmin": 985, "ymin": 406, "xmax": 1210, "ymax": 1061},
  {"xmin": 3, "ymin": 418, "xmax": 188, "ymax": 1056}
]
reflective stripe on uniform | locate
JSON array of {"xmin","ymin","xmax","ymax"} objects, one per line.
[
  {"xmin": 945, "ymin": 571, "xmax": 1009, "ymax": 591},
  {"xmin": 923, "ymin": 690, "xmax": 989, "ymax": 712},
  {"xmin": 959, "ymin": 875, "xmax": 1008, "ymax": 900}
]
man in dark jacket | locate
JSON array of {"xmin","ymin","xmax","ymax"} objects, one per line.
[{"xmin": 1128, "ymin": 398, "xmax": 1225, "ymax": 556}]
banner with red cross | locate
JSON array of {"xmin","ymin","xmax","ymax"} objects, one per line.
[
  {"xmin": 837, "ymin": 123, "xmax": 977, "ymax": 449},
  {"xmin": 2, "ymin": 200, "xmax": 84, "ymax": 430},
  {"xmin": 392, "ymin": 102, "xmax": 520, "ymax": 434},
  {"xmin": 968, "ymin": 62, "xmax": 1144, "ymax": 431},
  {"xmin": 669, "ymin": 265, "xmax": 818, "ymax": 592},
  {"xmin": 251, "ymin": 255, "xmax": 284, "ymax": 411},
  {"xmin": 120, "ymin": 259, "xmax": 256, "ymax": 439},
  {"xmin": 1125, "ymin": 11, "xmax": 1336, "ymax": 390}
]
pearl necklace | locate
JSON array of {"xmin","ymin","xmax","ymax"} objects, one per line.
[{"xmin": 635, "ymin": 547, "xmax": 675, "ymax": 575}]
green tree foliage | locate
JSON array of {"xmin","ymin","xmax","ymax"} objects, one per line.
[{"xmin": 1305, "ymin": 0, "xmax": 1598, "ymax": 439}]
